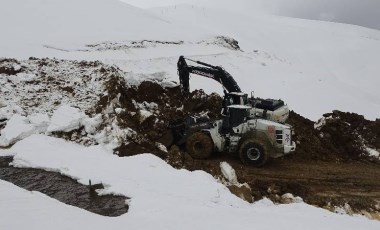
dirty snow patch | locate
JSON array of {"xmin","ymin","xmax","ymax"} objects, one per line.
[{"xmin": 314, "ymin": 115, "xmax": 334, "ymax": 130}]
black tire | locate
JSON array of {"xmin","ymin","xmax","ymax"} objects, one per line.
[
  {"xmin": 186, "ymin": 132, "xmax": 213, "ymax": 159},
  {"xmin": 239, "ymin": 140, "xmax": 268, "ymax": 167}
]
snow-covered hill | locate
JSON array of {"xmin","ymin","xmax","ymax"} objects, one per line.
[
  {"xmin": 149, "ymin": 5, "xmax": 380, "ymax": 120},
  {"xmin": 1, "ymin": 1, "xmax": 379, "ymax": 120},
  {"xmin": 0, "ymin": 0, "xmax": 202, "ymax": 56}
]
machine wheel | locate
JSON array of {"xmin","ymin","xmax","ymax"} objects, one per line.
[
  {"xmin": 239, "ymin": 140, "xmax": 268, "ymax": 167},
  {"xmin": 186, "ymin": 132, "xmax": 213, "ymax": 159}
]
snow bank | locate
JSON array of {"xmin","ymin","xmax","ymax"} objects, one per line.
[
  {"xmin": 0, "ymin": 104, "xmax": 105, "ymax": 147},
  {"xmin": 3, "ymin": 134, "xmax": 379, "ymax": 230},
  {"xmin": 0, "ymin": 180, "xmax": 113, "ymax": 229},
  {"xmin": 46, "ymin": 104, "xmax": 102, "ymax": 135},
  {"xmin": 0, "ymin": 114, "xmax": 49, "ymax": 147},
  {"xmin": 47, "ymin": 105, "xmax": 86, "ymax": 133}
]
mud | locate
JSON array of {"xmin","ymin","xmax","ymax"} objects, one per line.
[{"xmin": 0, "ymin": 157, "xmax": 129, "ymax": 217}]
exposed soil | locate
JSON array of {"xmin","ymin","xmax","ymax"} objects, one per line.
[
  {"xmin": 113, "ymin": 83, "xmax": 222, "ymax": 156},
  {"xmin": 0, "ymin": 157, "xmax": 129, "ymax": 217},
  {"xmin": 183, "ymin": 155, "xmax": 380, "ymax": 215}
]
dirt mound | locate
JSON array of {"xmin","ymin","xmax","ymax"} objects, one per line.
[
  {"xmin": 113, "ymin": 82, "xmax": 223, "ymax": 156},
  {"xmin": 288, "ymin": 110, "xmax": 380, "ymax": 162}
]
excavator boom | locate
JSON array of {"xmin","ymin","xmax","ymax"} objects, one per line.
[{"xmin": 177, "ymin": 56, "xmax": 241, "ymax": 93}]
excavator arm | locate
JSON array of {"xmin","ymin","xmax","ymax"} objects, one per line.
[{"xmin": 177, "ymin": 56, "xmax": 241, "ymax": 93}]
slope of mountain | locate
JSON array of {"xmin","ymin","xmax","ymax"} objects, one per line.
[
  {"xmin": 0, "ymin": 0, "xmax": 203, "ymax": 56},
  {"xmin": 3, "ymin": 0, "xmax": 379, "ymax": 120},
  {"xmin": 148, "ymin": 5, "xmax": 380, "ymax": 120}
]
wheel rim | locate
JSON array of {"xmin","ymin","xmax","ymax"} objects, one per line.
[{"xmin": 247, "ymin": 147, "xmax": 261, "ymax": 161}]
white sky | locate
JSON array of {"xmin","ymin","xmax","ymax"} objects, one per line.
[{"xmin": 121, "ymin": 0, "xmax": 380, "ymax": 30}]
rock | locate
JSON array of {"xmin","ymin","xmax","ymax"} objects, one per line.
[
  {"xmin": 280, "ymin": 193, "xmax": 303, "ymax": 204},
  {"xmin": 269, "ymin": 194, "xmax": 281, "ymax": 203},
  {"xmin": 167, "ymin": 145, "xmax": 183, "ymax": 169},
  {"xmin": 0, "ymin": 100, "xmax": 5, "ymax": 108},
  {"xmin": 359, "ymin": 210, "xmax": 375, "ymax": 220},
  {"xmin": 227, "ymin": 183, "xmax": 253, "ymax": 203}
]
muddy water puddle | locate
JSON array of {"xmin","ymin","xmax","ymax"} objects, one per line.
[{"xmin": 0, "ymin": 156, "xmax": 128, "ymax": 217}]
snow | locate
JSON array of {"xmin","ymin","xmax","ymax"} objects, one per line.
[
  {"xmin": 83, "ymin": 114, "xmax": 103, "ymax": 135},
  {"xmin": 0, "ymin": 0, "xmax": 200, "ymax": 57},
  {"xmin": 314, "ymin": 115, "xmax": 334, "ymax": 130},
  {"xmin": 0, "ymin": 180, "xmax": 113, "ymax": 230},
  {"xmin": 133, "ymin": 101, "xmax": 159, "ymax": 122},
  {"xmin": 220, "ymin": 161, "xmax": 238, "ymax": 184},
  {"xmin": 1, "ymin": 134, "xmax": 379, "ymax": 230},
  {"xmin": 46, "ymin": 104, "xmax": 102, "ymax": 135},
  {"xmin": 2, "ymin": 1, "xmax": 380, "ymax": 120},
  {"xmin": 0, "ymin": 114, "xmax": 49, "ymax": 147},
  {"xmin": 155, "ymin": 142, "xmax": 168, "ymax": 153},
  {"xmin": 0, "ymin": 104, "xmax": 23, "ymax": 121},
  {"xmin": 366, "ymin": 147, "xmax": 380, "ymax": 159},
  {"xmin": 47, "ymin": 105, "xmax": 86, "ymax": 133},
  {"xmin": 0, "ymin": 59, "xmax": 109, "ymax": 117},
  {"xmin": 115, "ymin": 108, "xmax": 124, "ymax": 114},
  {"xmin": 93, "ymin": 123, "xmax": 136, "ymax": 150}
]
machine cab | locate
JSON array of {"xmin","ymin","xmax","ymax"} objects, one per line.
[
  {"xmin": 222, "ymin": 92, "xmax": 248, "ymax": 115},
  {"xmin": 223, "ymin": 92, "xmax": 248, "ymax": 106}
]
